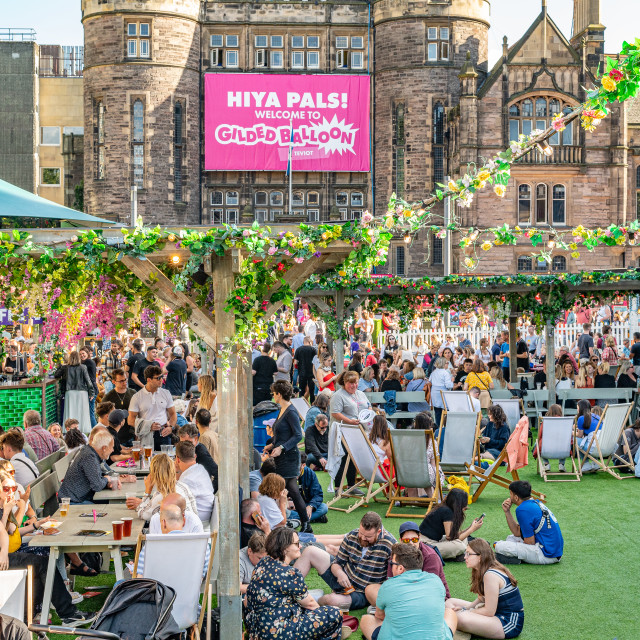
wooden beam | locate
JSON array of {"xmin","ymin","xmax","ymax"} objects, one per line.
[
  {"xmin": 237, "ymin": 351, "xmax": 250, "ymax": 494},
  {"xmin": 213, "ymin": 254, "xmax": 242, "ymax": 640},
  {"xmin": 303, "ymin": 296, "xmax": 331, "ymax": 314},
  {"xmin": 120, "ymin": 256, "xmax": 217, "ymax": 351},
  {"xmin": 346, "ymin": 295, "xmax": 366, "ymax": 316}
]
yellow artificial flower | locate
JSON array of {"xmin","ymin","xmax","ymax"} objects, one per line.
[
  {"xmin": 494, "ymin": 239, "xmax": 504, "ymax": 246},
  {"xmin": 602, "ymin": 76, "xmax": 617, "ymax": 92},
  {"xmin": 448, "ymin": 180, "xmax": 460, "ymax": 192},
  {"xmin": 334, "ymin": 226, "xmax": 342, "ymax": 235},
  {"xmin": 321, "ymin": 232, "xmax": 330, "ymax": 240},
  {"xmin": 338, "ymin": 270, "xmax": 347, "ymax": 277},
  {"xmin": 481, "ymin": 242, "xmax": 492, "ymax": 251},
  {"xmin": 569, "ymin": 242, "xmax": 578, "ymax": 250},
  {"xmin": 384, "ymin": 216, "xmax": 395, "ymax": 229},
  {"xmin": 476, "ymin": 181, "xmax": 487, "ymax": 190},
  {"xmin": 477, "ymin": 170, "xmax": 491, "ymax": 182},
  {"xmin": 515, "ymin": 225, "xmax": 522, "ymax": 233},
  {"xmin": 463, "ymin": 257, "xmax": 476, "ymax": 270},
  {"xmin": 494, "ymin": 185, "xmax": 506, "ymax": 198},
  {"xmin": 571, "ymin": 251, "xmax": 580, "ymax": 259}
]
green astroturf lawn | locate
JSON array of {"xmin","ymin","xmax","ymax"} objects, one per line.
[{"xmin": 56, "ymin": 453, "xmax": 638, "ymax": 640}]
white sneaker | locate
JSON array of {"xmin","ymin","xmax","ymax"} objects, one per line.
[
  {"xmin": 558, "ymin": 463, "xmax": 566, "ymax": 473},
  {"xmin": 543, "ymin": 463, "xmax": 550, "ymax": 472},
  {"xmin": 367, "ymin": 605, "xmax": 376, "ymax": 615},
  {"xmin": 308, "ymin": 588, "xmax": 325, "ymax": 602},
  {"xmin": 70, "ymin": 591, "xmax": 84, "ymax": 605}
]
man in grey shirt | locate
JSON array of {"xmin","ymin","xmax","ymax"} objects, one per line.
[
  {"xmin": 240, "ymin": 532, "xmax": 267, "ymax": 594},
  {"xmin": 273, "ymin": 341, "xmax": 293, "ymax": 382}
]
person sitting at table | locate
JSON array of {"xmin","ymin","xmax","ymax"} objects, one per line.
[
  {"xmin": 47, "ymin": 423, "xmax": 66, "ymax": 450},
  {"xmin": 240, "ymin": 531, "xmax": 267, "ymax": 594},
  {"xmin": 96, "ymin": 401, "xmax": 115, "ymax": 429},
  {"xmin": 0, "ymin": 472, "xmax": 93, "ymax": 626},
  {"xmin": 105, "ymin": 409, "xmax": 132, "ymax": 465},
  {"xmin": 58, "ymin": 430, "xmax": 134, "ymax": 504},
  {"xmin": 135, "ymin": 502, "xmax": 210, "ymax": 577},
  {"xmin": 195, "ymin": 408, "xmax": 219, "ymax": 464},
  {"xmin": 148, "ymin": 493, "xmax": 203, "ymax": 534},
  {"xmin": 245, "ymin": 527, "xmax": 343, "ymax": 640},
  {"xmin": 22, "ymin": 409, "xmax": 60, "ymax": 461},
  {"xmin": 446, "ymin": 538, "xmax": 524, "ymax": 639},
  {"xmin": 177, "ymin": 424, "xmax": 218, "ymax": 492},
  {"xmin": 0, "ymin": 429, "xmax": 39, "ymax": 487},
  {"xmin": 63, "ymin": 427, "xmax": 86, "ymax": 460},
  {"xmin": 126, "ymin": 452, "xmax": 198, "ymax": 521},
  {"xmin": 174, "ymin": 441, "xmax": 214, "ymax": 521}
]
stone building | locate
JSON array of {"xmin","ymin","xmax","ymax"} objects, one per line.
[{"xmin": 80, "ymin": 0, "xmax": 638, "ymax": 276}]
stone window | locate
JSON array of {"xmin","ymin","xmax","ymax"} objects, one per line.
[
  {"xmin": 210, "ymin": 191, "xmax": 223, "ymax": 205},
  {"xmin": 307, "ymin": 36, "xmax": 320, "ymax": 48},
  {"xmin": 292, "ymin": 191, "xmax": 304, "ymax": 207},
  {"xmin": 535, "ymin": 183, "xmax": 547, "ymax": 224},
  {"xmin": 270, "ymin": 51, "xmax": 284, "ymax": 69},
  {"xmin": 518, "ymin": 184, "xmax": 532, "ymax": 225},
  {"xmin": 41, "ymin": 127, "xmax": 60, "ymax": 146},
  {"xmin": 552, "ymin": 256, "xmax": 567, "ymax": 272},
  {"xmin": 126, "ymin": 22, "xmax": 151, "ymax": 59},
  {"xmin": 351, "ymin": 192, "xmax": 363, "ymax": 207},
  {"xmin": 432, "ymin": 236, "xmax": 443, "ymax": 265},
  {"xmin": 552, "ymin": 184, "xmax": 566, "ymax": 225},
  {"xmin": 336, "ymin": 192, "xmax": 348, "ymax": 206},
  {"xmin": 307, "ymin": 51, "xmax": 320, "ymax": 69},
  {"xmin": 395, "ymin": 246, "xmax": 406, "ymax": 276},
  {"xmin": 211, "ymin": 208, "xmax": 224, "ymax": 224},
  {"xmin": 174, "ymin": 102, "xmax": 185, "ymax": 203},
  {"xmin": 41, "ymin": 168, "xmax": 61, "ymax": 187},
  {"xmin": 637, "ymin": 166, "xmax": 640, "ymax": 216},
  {"xmin": 393, "ymin": 103, "xmax": 406, "ymax": 198},
  {"xmin": 96, "ymin": 100, "xmax": 105, "ymax": 180},
  {"xmin": 255, "ymin": 191, "xmax": 268, "ymax": 205},
  {"xmin": 517, "ymin": 256, "xmax": 533, "ymax": 272},
  {"xmin": 335, "ymin": 35, "xmax": 366, "ymax": 70},
  {"xmin": 210, "ymin": 33, "xmax": 239, "ymax": 68},
  {"xmin": 535, "ymin": 259, "xmax": 548, "ymax": 272},
  {"xmin": 509, "ymin": 97, "xmax": 576, "ymax": 147},
  {"xmin": 433, "ymin": 102, "xmax": 445, "ymax": 185},
  {"xmin": 132, "ymin": 99, "xmax": 144, "ymax": 188},
  {"xmin": 226, "ymin": 191, "xmax": 239, "ymax": 205},
  {"xmin": 426, "ymin": 25, "xmax": 450, "ymax": 62},
  {"xmin": 307, "ymin": 191, "xmax": 319, "ymax": 205},
  {"xmin": 270, "ymin": 191, "xmax": 283, "ymax": 206},
  {"xmin": 308, "ymin": 209, "xmax": 320, "ymax": 223}
]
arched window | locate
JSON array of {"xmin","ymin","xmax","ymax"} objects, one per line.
[
  {"xmin": 535, "ymin": 183, "xmax": 547, "ymax": 224},
  {"xmin": 292, "ymin": 191, "xmax": 304, "ymax": 207},
  {"xmin": 518, "ymin": 184, "xmax": 531, "ymax": 224},
  {"xmin": 307, "ymin": 191, "xmax": 319, "ymax": 206},
  {"xmin": 552, "ymin": 255, "xmax": 567, "ymax": 272},
  {"xmin": 96, "ymin": 100, "xmax": 105, "ymax": 180},
  {"xmin": 535, "ymin": 258, "xmax": 548, "ymax": 272},
  {"xmin": 210, "ymin": 191, "xmax": 223, "ymax": 205},
  {"xmin": 174, "ymin": 102, "xmax": 184, "ymax": 202},
  {"xmin": 509, "ymin": 104, "xmax": 520, "ymax": 116},
  {"xmin": 226, "ymin": 191, "xmax": 239, "ymax": 205},
  {"xmin": 549, "ymin": 99, "xmax": 561, "ymax": 115},
  {"xmin": 535, "ymin": 98, "xmax": 547, "ymax": 117},
  {"xmin": 509, "ymin": 98, "xmax": 577, "ymax": 147},
  {"xmin": 351, "ymin": 192, "xmax": 363, "ymax": 207},
  {"xmin": 521, "ymin": 99, "xmax": 533, "ymax": 117},
  {"xmin": 270, "ymin": 191, "xmax": 283, "ymax": 206},
  {"xmin": 637, "ymin": 166, "xmax": 640, "ymax": 216},
  {"xmin": 552, "ymin": 184, "xmax": 566, "ymax": 224},
  {"xmin": 433, "ymin": 102, "xmax": 445, "ymax": 184},
  {"xmin": 132, "ymin": 99, "xmax": 144, "ymax": 188},
  {"xmin": 517, "ymin": 256, "xmax": 533, "ymax": 272},
  {"xmin": 255, "ymin": 191, "xmax": 267, "ymax": 205},
  {"xmin": 336, "ymin": 191, "xmax": 348, "ymax": 206},
  {"xmin": 394, "ymin": 103, "xmax": 405, "ymax": 197}
]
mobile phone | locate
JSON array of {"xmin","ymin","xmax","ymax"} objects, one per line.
[
  {"xmin": 251, "ymin": 512, "xmax": 262, "ymax": 525},
  {"xmin": 80, "ymin": 512, "xmax": 107, "ymax": 518},
  {"xmin": 342, "ymin": 586, "xmax": 356, "ymax": 595},
  {"xmin": 478, "ymin": 513, "xmax": 486, "ymax": 520}
]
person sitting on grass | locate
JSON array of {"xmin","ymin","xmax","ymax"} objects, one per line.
[
  {"xmin": 257, "ymin": 472, "xmax": 288, "ymax": 529},
  {"xmin": 240, "ymin": 499, "xmax": 272, "ymax": 547},
  {"xmin": 293, "ymin": 511, "xmax": 395, "ymax": 612},
  {"xmin": 245, "ymin": 527, "xmax": 343, "ymax": 640},
  {"xmin": 493, "ymin": 480, "xmax": 563, "ymax": 565},
  {"xmin": 360, "ymin": 543, "xmax": 457, "ymax": 640},
  {"xmin": 288, "ymin": 453, "xmax": 328, "ymax": 524},
  {"xmin": 304, "ymin": 414, "xmax": 329, "ymax": 471},
  {"xmin": 249, "ymin": 457, "xmax": 277, "ymax": 499},
  {"xmin": 240, "ymin": 532, "xmax": 267, "ymax": 594},
  {"xmin": 480, "ymin": 405, "xmax": 510, "ymax": 460},
  {"xmin": 446, "ymin": 538, "xmax": 524, "ymax": 639},
  {"xmin": 418, "ymin": 488, "xmax": 484, "ymax": 560},
  {"xmin": 365, "ymin": 520, "xmax": 450, "ymax": 608}
]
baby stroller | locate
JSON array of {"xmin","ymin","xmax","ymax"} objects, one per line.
[{"xmin": 29, "ymin": 579, "xmax": 182, "ymax": 640}]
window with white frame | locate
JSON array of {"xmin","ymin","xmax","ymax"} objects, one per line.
[
  {"xmin": 351, "ymin": 52, "xmax": 363, "ymax": 69},
  {"xmin": 426, "ymin": 25, "xmax": 450, "ymax": 61},
  {"xmin": 210, "ymin": 191, "xmax": 223, "ymax": 206},
  {"xmin": 255, "ymin": 209, "xmax": 273, "ymax": 223},
  {"xmin": 509, "ymin": 97, "xmax": 577, "ymax": 146},
  {"xmin": 339, "ymin": 208, "xmax": 348, "ymax": 219},
  {"xmin": 41, "ymin": 126, "xmax": 60, "ymax": 146},
  {"xmin": 351, "ymin": 192, "xmax": 363, "ymax": 207},
  {"xmin": 351, "ymin": 36, "xmax": 364, "ymax": 49},
  {"xmin": 307, "ymin": 36, "xmax": 319, "ymax": 48},
  {"xmin": 518, "ymin": 184, "xmax": 531, "ymax": 225},
  {"xmin": 270, "ymin": 191, "xmax": 283, "ymax": 206},
  {"xmin": 352, "ymin": 210, "xmax": 362, "ymax": 220},
  {"xmin": 210, "ymin": 33, "xmax": 239, "ymax": 68},
  {"xmin": 226, "ymin": 209, "xmax": 239, "ymax": 225},
  {"xmin": 272, "ymin": 209, "xmax": 283, "ymax": 218},
  {"xmin": 132, "ymin": 99, "xmax": 144, "ymax": 188},
  {"xmin": 41, "ymin": 167, "xmax": 61, "ymax": 186},
  {"xmin": 292, "ymin": 191, "xmax": 304, "ymax": 207},
  {"xmin": 307, "ymin": 52, "xmax": 319, "ymax": 69},
  {"xmin": 336, "ymin": 192, "xmax": 348, "ymax": 206},
  {"xmin": 535, "ymin": 183, "xmax": 547, "ymax": 224},
  {"xmin": 270, "ymin": 51, "xmax": 283, "ymax": 68},
  {"xmin": 336, "ymin": 36, "xmax": 349, "ymax": 49},
  {"xmin": 395, "ymin": 246, "xmax": 406, "ymax": 275},
  {"xmin": 552, "ymin": 184, "xmax": 566, "ymax": 225},
  {"xmin": 126, "ymin": 22, "xmax": 151, "ymax": 59},
  {"xmin": 226, "ymin": 191, "xmax": 239, "ymax": 205},
  {"xmin": 292, "ymin": 51, "xmax": 304, "ymax": 69},
  {"xmin": 291, "ymin": 36, "xmax": 304, "ymax": 48},
  {"xmin": 255, "ymin": 191, "xmax": 268, "ymax": 205},
  {"xmin": 335, "ymin": 35, "xmax": 366, "ymax": 70},
  {"xmin": 271, "ymin": 36, "xmax": 283, "ymax": 48},
  {"xmin": 308, "ymin": 209, "xmax": 320, "ymax": 222},
  {"xmin": 255, "ymin": 35, "xmax": 268, "ymax": 48},
  {"xmin": 307, "ymin": 191, "xmax": 319, "ymax": 205},
  {"xmin": 211, "ymin": 209, "xmax": 224, "ymax": 224}
]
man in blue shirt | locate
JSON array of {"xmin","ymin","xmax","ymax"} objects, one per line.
[
  {"xmin": 490, "ymin": 333, "xmax": 503, "ymax": 362},
  {"xmin": 288, "ymin": 453, "xmax": 328, "ymax": 523},
  {"xmin": 500, "ymin": 330, "xmax": 511, "ymax": 382},
  {"xmin": 360, "ymin": 543, "xmax": 457, "ymax": 640},
  {"xmin": 494, "ymin": 480, "xmax": 563, "ymax": 565}
]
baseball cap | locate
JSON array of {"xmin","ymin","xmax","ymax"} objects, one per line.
[
  {"xmin": 172, "ymin": 346, "xmax": 184, "ymax": 357},
  {"xmin": 398, "ymin": 521, "xmax": 420, "ymax": 537},
  {"xmin": 108, "ymin": 409, "xmax": 129, "ymax": 426}
]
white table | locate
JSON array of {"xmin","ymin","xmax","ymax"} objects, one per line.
[
  {"xmin": 28, "ymin": 504, "xmax": 145, "ymax": 624},
  {"xmin": 93, "ymin": 478, "xmax": 147, "ymax": 503}
]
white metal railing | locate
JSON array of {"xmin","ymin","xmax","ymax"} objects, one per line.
[{"xmin": 377, "ymin": 322, "xmax": 631, "ymax": 352}]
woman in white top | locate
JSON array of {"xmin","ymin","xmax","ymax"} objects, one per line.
[
  {"xmin": 477, "ymin": 338, "xmax": 492, "ymax": 364},
  {"xmin": 257, "ymin": 472, "xmax": 288, "ymax": 529},
  {"xmin": 429, "ymin": 357, "xmax": 454, "ymax": 428},
  {"xmin": 413, "ymin": 336, "xmax": 427, "ymax": 362},
  {"xmin": 368, "ymin": 414, "xmax": 391, "ymax": 463},
  {"xmin": 441, "ymin": 347, "xmax": 456, "ymax": 373}
]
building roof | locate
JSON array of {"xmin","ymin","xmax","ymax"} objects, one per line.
[{"xmin": 0, "ymin": 178, "xmax": 116, "ymax": 227}]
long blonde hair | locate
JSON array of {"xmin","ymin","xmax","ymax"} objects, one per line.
[
  {"xmin": 149, "ymin": 453, "xmax": 177, "ymax": 496},
  {"xmin": 198, "ymin": 374, "xmax": 216, "ymax": 411},
  {"xmin": 490, "ymin": 366, "xmax": 507, "ymax": 389}
]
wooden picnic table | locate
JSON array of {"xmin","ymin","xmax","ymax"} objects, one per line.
[
  {"xmin": 94, "ymin": 477, "xmax": 147, "ymax": 503},
  {"xmin": 28, "ymin": 503, "xmax": 145, "ymax": 624}
]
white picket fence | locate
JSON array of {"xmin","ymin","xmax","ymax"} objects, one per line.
[{"xmin": 377, "ymin": 322, "xmax": 631, "ymax": 351}]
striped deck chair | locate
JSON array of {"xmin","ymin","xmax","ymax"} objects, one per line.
[{"xmin": 538, "ymin": 417, "xmax": 580, "ymax": 482}]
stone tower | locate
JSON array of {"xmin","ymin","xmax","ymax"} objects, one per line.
[
  {"xmin": 570, "ymin": 0, "xmax": 605, "ymax": 72},
  {"xmin": 372, "ymin": 0, "xmax": 490, "ymax": 274},
  {"xmin": 81, "ymin": 0, "xmax": 201, "ymax": 224}
]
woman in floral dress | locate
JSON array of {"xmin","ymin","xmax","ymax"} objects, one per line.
[{"xmin": 245, "ymin": 527, "xmax": 342, "ymax": 640}]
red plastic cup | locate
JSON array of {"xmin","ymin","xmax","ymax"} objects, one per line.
[
  {"xmin": 122, "ymin": 517, "xmax": 133, "ymax": 537},
  {"xmin": 112, "ymin": 521, "xmax": 124, "ymax": 541}
]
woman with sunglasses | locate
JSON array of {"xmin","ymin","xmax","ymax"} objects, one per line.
[
  {"xmin": 245, "ymin": 526, "xmax": 343, "ymax": 640},
  {"xmin": 446, "ymin": 538, "xmax": 524, "ymax": 638}
]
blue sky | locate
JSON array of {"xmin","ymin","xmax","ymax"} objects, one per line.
[{"xmin": 1, "ymin": 0, "xmax": 635, "ymax": 65}]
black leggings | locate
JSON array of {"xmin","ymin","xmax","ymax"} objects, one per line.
[{"xmin": 285, "ymin": 476, "xmax": 309, "ymax": 524}]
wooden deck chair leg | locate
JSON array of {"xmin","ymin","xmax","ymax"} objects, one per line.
[
  {"xmin": 132, "ymin": 533, "xmax": 144, "ymax": 579},
  {"xmin": 327, "ymin": 453, "xmax": 352, "ymax": 511},
  {"xmin": 27, "ymin": 565, "xmax": 33, "ymax": 626}
]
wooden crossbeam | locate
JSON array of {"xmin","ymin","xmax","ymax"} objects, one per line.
[
  {"xmin": 303, "ymin": 295, "xmax": 331, "ymax": 314},
  {"xmin": 120, "ymin": 256, "xmax": 217, "ymax": 351}
]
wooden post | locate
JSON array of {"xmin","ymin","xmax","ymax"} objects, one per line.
[
  {"xmin": 508, "ymin": 313, "xmax": 518, "ymax": 383},
  {"xmin": 545, "ymin": 322, "xmax": 556, "ymax": 406},
  {"xmin": 237, "ymin": 351, "xmax": 250, "ymax": 491},
  {"xmin": 212, "ymin": 254, "xmax": 242, "ymax": 640},
  {"xmin": 335, "ymin": 290, "xmax": 345, "ymax": 374},
  {"xmin": 246, "ymin": 353, "xmax": 254, "ymax": 470}
]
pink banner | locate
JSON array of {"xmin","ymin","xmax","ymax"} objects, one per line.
[{"xmin": 204, "ymin": 74, "xmax": 370, "ymax": 172}]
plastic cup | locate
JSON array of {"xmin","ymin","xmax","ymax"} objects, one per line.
[
  {"xmin": 122, "ymin": 517, "xmax": 133, "ymax": 537},
  {"xmin": 60, "ymin": 498, "xmax": 70, "ymax": 517},
  {"xmin": 144, "ymin": 446, "xmax": 153, "ymax": 459},
  {"xmin": 132, "ymin": 449, "xmax": 141, "ymax": 462},
  {"xmin": 112, "ymin": 521, "xmax": 124, "ymax": 541},
  {"xmin": 161, "ymin": 445, "xmax": 171, "ymax": 455}
]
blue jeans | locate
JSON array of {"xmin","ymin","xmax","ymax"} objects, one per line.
[
  {"xmin": 290, "ymin": 502, "xmax": 328, "ymax": 523},
  {"xmin": 89, "ymin": 396, "xmax": 97, "ymax": 428},
  {"xmin": 435, "ymin": 425, "xmax": 445, "ymax": 457},
  {"xmin": 306, "ymin": 452, "xmax": 328, "ymax": 468}
]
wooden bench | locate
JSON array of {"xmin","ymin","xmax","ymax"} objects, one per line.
[
  {"xmin": 556, "ymin": 388, "xmax": 635, "ymax": 418},
  {"xmin": 367, "ymin": 391, "xmax": 429, "ymax": 423},
  {"xmin": 35, "ymin": 449, "xmax": 65, "ymax": 475}
]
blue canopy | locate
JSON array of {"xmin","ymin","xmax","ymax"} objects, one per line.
[{"xmin": 0, "ymin": 178, "xmax": 116, "ymax": 226}]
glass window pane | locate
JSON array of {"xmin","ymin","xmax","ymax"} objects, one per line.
[
  {"xmin": 271, "ymin": 36, "xmax": 283, "ymax": 48},
  {"xmin": 41, "ymin": 168, "xmax": 61, "ymax": 185},
  {"xmin": 63, "ymin": 126, "xmax": 84, "ymax": 135},
  {"xmin": 396, "ymin": 246, "xmax": 405, "ymax": 275},
  {"xmin": 440, "ymin": 27, "xmax": 449, "ymax": 40},
  {"xmin": 336, "ymin": 192, "xmax": 348, "ymax": 205},
  {"xmin": 226, "ymin": 191, "xmax": 239, "ymax": 205},
  {"xmin": 211, "ymin": 34, "xmax": 223, "ymax": 47},
  {"xmin": 307, "ymin": 36, "xmax": 319, "ymax": 48},
  {"xmin": 518, "ymin": 184, "xmax": 531, "ymax": 224},
  {"xmin": 522, "ymin": 100, "xmax": 533, "ymax": 117},
  {"xmin": 336, "ymin": 36, "xmax": 349, "ymax": 48},
  {"xmin": 536, "ymin": 184, "xmax": 547, "ymax": 223},
  {"xmin": 549, "ymin": 99, "xmax": 560, "ymax": 115},
  {"xmin": 41, "ymin": 126, "xmax": 60, "ymax": 145},
  {"xmin": 128, "ymin": 40, "xmax": 137, "ymax": 57},
  {"xmin": 427, "ymin": 27, "xmax": 438, "ymax": 40},
  {"xmin": 226, "ymin": 35, "xmax": 238, "ymax": 47},
  {"xmin": 307, "ymin": 52, "xmax": 319, "ymax": 68},
  {"xmin": 441, "ymin": 42, "xmax": 449, "ymax": 61},
  {"xmin": 270, "ymin": 51, "xmax": 283, "ymax": 68},
  {"xmin": 226, "ymin": 50, "xmax": 238, "ymax": 67},
  {"xmin": 292, "ymin": 191, "xmax": 304, "ymax": 206},
  {"xmin": 292, "ymin": 51, "xmax": 304, "ymax": 68},
  {"xmin": 351, "ymin": 36, "xmax": 364, "ymax": 49},
  {"xmin": 550, "ymin": 130, "xmax": 560, "ymax": 145},
  {"xmin": 535, "ymin": 98, "xmax": 547, "ymax": 117},
  {"xmin": 255, "ymin": 191, "xmax": 267, "ymax": 205},
  {"xmin": 140, "ymin": 23, "xmax": 150, "ymax": 37},
  {"xmin": 427, "ymin": 43, "xmax": 438, "ymax": 61},
  {"xmin": 509, "ymin": 104, "xmax": 520, "ymax": 116},
  {"xmin": 140, "ymin": 39, "xmax": 149, "ymax": 57},
  {"xmin": 133, "ymin": 100, "xmax": 144, "ymax": 142},
  {"xmin": 133, "ymin": 145, "xmax": 144, "ymax": 187},
  {"xmin": 270, "ymin": 191, "xmax": 283, "ymax": 206},
  {"xmin": 536, "ymin": 120, "xmax": 546, "ymax": 132},
  {"xmin": 563, "ymin": 121, "xmax": 573, "ymax": 145},
  {"xmin": 509, "ymin": 119, "xmax": 519, "ymax": 142},
  {"xmin": 255, "ymin": 35, "xmax": 267, "ymax": 47},
  {"xmin": 351, "ymin": 52, "xmax": 363, "ymax": 69},
  {"xmin": 522, "ymin": 120, "xmax": 532, "ymax": 136},
  {"xmin": 211, "ymin": 191, "xmax": 223, "ymax": 205},
  {"xmin": 128, "ymin": 24, "xmax": 137, "ymax": 36},
  {"xmin": 351, "ymin": 192, "xmax": 363, "ymax": 206},
  {"xmin": 307, "ymin": 191, "xmax": 319, "ymax": 205},
  {"xmin": 291, "ymin": 36, "xmax": 304, "ymax": 48}
]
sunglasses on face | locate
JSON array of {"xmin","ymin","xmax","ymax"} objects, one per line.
[
  {"xmin": 401, "ymin": 537, "xmax": 419, "ymax": 544},
  {"xmin": 2, "ymin": 485, "xmax": 17, "ymax": 494}
]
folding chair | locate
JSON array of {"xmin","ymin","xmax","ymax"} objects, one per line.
[
  {"xmin": 537, "ymin": 417, "xmax": 580, "ymax": 482},
  {"xmin": 577, "ymin": 403, "xmax": 633, "ymax": 479},
  {"xmin": 466, "ymin": 431, "xmax": 546, "ymax": 503},
  {"xmin": 28, "ymin": 469, "xmax": 60, "ymax": 517},
  {"xmin": 204, "ymin": 497, "xmax": 221, "ymax": 595},
  {"xmin": 133, "ymin": 532, "xmax": 216, "ymax": 635},
  {"xmin": 441, "ymin": 390, "xmax": 474, "ymax": 412},
  {"xmin": 35, "ymin": 450, "xmax": 64, "ymax": 475},
  {"xmin": 438, "ymin": 412, "xmax": 481, "ymax": 480},
  {"xmin": 490, "ymin": 389, "xmax": 513, "ymax": 400},
  {"xmin": 385, "ymin": 429, "xmax": 441, "ymax": 518},
  {"xmin": 0, "ymin": 568, "xmax": 32, "ymax": 625},
  {"xmin": 327, "ymin": 423, "xmax": 390, "ymax": 514},
  {"xmin": 291, "ymin": 397, "xmax": 311, "ymax": 424},
  {"xmin": 491, "ymin": 398, "xmax": 523, "ymax": 433}
]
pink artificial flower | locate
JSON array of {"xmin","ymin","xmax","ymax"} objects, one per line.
[{"xmin": 267, "ymin": 246, "xmax": 277, "ymax": 255}]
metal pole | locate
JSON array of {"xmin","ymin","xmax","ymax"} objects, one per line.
[
  {"xmin": 443, "ymin": 175, "xmax": 452, "ymax": 277},
  {"xmin": 508, "ymin": 313, "xmax": 518, "ymax": 383},
  {"xmin": 545, "ymin": 322, "xmax": 556, "ymax": 406},
  {"xmin": 130, "ymin": 185, "xmax": 138, "ymax": 226}
]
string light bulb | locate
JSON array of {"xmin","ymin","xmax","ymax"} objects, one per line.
[
  {"xmin": 469, "ymin": 229, "xmax": 480, "ymax": 242},
  {"xmin": 403, "ymin": 231, "xmax": 412, "ymax": 244},
  {"xmin": 547, "ymin": 233, "xmax": 556, "ymax": 249},
  {"xmin": 628, "ymin": 231, "xmax": 637, "ymax": 246},
  {"xmin": 170, "ymin": 254, "xmax": 181, "ymax": 265},
  {"xmin": 536, "ymin": 140, "xmax": 554, "ymax": 157}
]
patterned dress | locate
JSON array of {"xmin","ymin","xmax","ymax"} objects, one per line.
[{"xmin": 246, "ymin": 556, "xmax": 342, "ymax": 640}]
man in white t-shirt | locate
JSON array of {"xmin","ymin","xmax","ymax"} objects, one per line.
[
  {"xmin": 273, "ymin": 341, "xmax": 293, "ymax": 382},
  {"xmin": 240, "ymin": 531, "xmax": 267, "ymax": 594},
  {"xmin": 148, "ymin": 493, "xmax": 204, "ymax": 534},
  {"xmin": 128, "ymin": 364, "xmax": 177, "ymax": 450},
  {"xmin": 175, "ymin": 441, "xmax": 214, "ymax": 521}
]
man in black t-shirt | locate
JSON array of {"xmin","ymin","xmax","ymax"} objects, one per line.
[
  {"xmin": 294, "ymin": 337, "xmax": 317, "ymax": 402},
  {"xmin": 630, "ymin": 331, "xmax": 640, "ymax": 376},
  {"xmin": 3, "ymin": 344, "xmax": 26, "ymax": 375},
  {"xmin": 240, "ymin": 498, "xmax": 271, "ymax": 547},
  {"xmin": 516, "ymin": 332, "xmax": 530, "ymax": 371},
  {"xmin": 252, "ymin": 343, "xmax": 278, "ymax": 405},
  {"xmin": 131, "ymin": 346, "xmax": 158, "ymax": 390},
  {"xmin": 453, "ymin": 359, "xmax": 472, "ymax": 390},
  {"xmin": 577, "ymin": 323, "xmax": 595, "ymax": 364},
  {"xmin": 126, "ymin": 339, "xmax": 146, "ymax": 390},
  {"xmin": 164, "ymin": 346, "xmax": 188, "ymax": 396}
]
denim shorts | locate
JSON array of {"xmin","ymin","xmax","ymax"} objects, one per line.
[{"xmin": 319, "ymin": 568, "xmax": 368, "ymax": 610}]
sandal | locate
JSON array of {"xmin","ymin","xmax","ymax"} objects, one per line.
[{"xmin": 69, "ymin": 561, "xmax": 99, "ymax": 577}]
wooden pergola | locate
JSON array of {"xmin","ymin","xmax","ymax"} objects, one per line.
[{"xmin": 26, "ymin": 227, "xmax": 355, "ymax": 639}]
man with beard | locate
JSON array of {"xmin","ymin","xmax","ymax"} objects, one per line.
[{"xmin": 293, "ymin": 511, "xmax": 396, "ymax": 611}]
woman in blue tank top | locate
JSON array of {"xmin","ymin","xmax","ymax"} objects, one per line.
[{"xmin": 446, "ymin": 538, "xmax": 524, "ymax": 638}]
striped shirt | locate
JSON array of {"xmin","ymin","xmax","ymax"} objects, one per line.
[
  {"xmin": 103, "ymin": 352, "xmax": 122, "ymax": 379},
  {"xmin": 334, "ymin": 527, "xmax": 396, "ymax": 591},
  {"xmin": 24, "ymin": 425, "xmax": 60, "ymax": 460}
]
